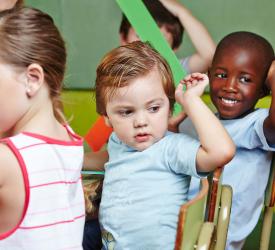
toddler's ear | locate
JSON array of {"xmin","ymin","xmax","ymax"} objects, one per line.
[
  {"xmin": 104, "ymin": 116, "xmax": 112, "ymax": 127},
  {"xmin": 25, "ymin": 63, "xmax": 44, "ymax": 97}
]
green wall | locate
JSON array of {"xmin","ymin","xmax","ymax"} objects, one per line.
[
  {"xmin": 23, "ymin": 0, "xmax": 274, "ymax": 136},
  {"xmin": 25, "ymin": 0, "xmax": 275, "ymax": 89},
  {"xmin": 25, "ymin": 0, "xmax": 120, "ymax": 89}
]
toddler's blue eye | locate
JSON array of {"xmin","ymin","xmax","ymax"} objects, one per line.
[
  {"xmin": 119, "ymin": 110, "xmax": 133, "ymax": 117},
  {"xmin": 148, "ymin": 106, "xmax": 160, "ymax": 113}
]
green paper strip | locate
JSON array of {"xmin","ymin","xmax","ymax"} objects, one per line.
[{"xmin": 116, "ymin": 0, "xmax": 186, "ymax": 114}]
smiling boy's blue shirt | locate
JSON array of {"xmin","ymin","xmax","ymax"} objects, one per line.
[
  {"xmin": 180, "ymin": 108, "xmax": 275, "ymax": 250},
  {"xmin": 99, "ymin": 131, "xmax": 203, "ymax": 250}
]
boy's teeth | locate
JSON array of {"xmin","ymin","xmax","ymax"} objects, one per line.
[{"xmin": 222, "ymin": 98, "xmax": 237, "ymax": 104}]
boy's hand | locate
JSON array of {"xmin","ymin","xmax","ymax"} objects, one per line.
[
  {"xmin": 266, "ymin": 60, "xmax": 275, "ymax": 91},
  {"xmin": 168, "ymin": 111, "xmax": 187, "ymax": 133},
  {"xmin": 175, "ymin": 73, "xmax": 209, "ymax": 105}
]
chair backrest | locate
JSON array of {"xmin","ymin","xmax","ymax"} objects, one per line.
[
  {"xmin": 206, "ymin": 167, "xmax": 233, "ymax": 250},
  {"xmin": 206, "ymin": 167, "xmax": 224, "ymax": 223},
  {"xmin": 260, "ymin": 153, "xmax": 275, "ymax": 250},
  {"xmin": 175, "ymin": 178, "xmax": 211, "ymax": 250},
  {"xmin": 264, "ymin": 153, "xmax": 275, "ymax": 207}
]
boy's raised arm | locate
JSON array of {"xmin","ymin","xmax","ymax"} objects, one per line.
[
  {"xmin": 264, "ymin": 60, "xmax": 275, "ymax": 144},
  {"xmin": 176, "ymin": 73, "xmax": 235, "ymax": 173},
  {"xmin": 159, "ymin": 0, "xmax": 216, "ymax": 73}
]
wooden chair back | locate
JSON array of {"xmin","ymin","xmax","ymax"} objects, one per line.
[
  {"xmin": 175, "ymin": 178, "xmax": 214, "ymax": 250},
  {"xmin": 260, "ymin": 153, "xmax": 275, "ymax": 250},
  {"xmin": 206, "ymin": 167, "xmax": 233, "ymax": 250}
]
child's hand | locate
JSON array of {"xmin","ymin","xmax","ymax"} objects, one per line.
[
  {"xmin": 168, "ymin": 111, "xmax": 187, "ymax": 133},
  {"xmin": 158, "ymin": 0, "xmax": 183, "ymax": 18},
  {"xmin": 266, "ymin": 60, "xmax": 275, "ymax": 91},
  {"xmin": 175, "ymin": 73, "xmax": 209, "ymax": 104}
]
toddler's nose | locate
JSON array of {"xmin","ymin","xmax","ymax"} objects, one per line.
[{"xmin": 133, "ymin": 112, "xmax": 147, "ymax": 128}]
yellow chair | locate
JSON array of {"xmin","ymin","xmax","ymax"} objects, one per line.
[
  {"xmin": 206, "ymin": 167, "xmax": 233, "ymax": 250},
  {"xmin": 175, "ymin": 178, "xmax": 215, "ymax": 250},
  {"xmin": 260, "ymin": 153, "xmax": 275, "ymax": 250}
]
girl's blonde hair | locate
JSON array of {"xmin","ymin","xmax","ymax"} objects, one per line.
[
  {"xmin": 0, "ymin": 7, "xmax": 66, "ymax": 122},
  {"xmin": 96, "ymin": 41, "xmax": 175, "ymax": 115}
]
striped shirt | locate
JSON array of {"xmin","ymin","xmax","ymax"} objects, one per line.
[{"xmin": 0, "ymin": 126, "xmax": 85, "ymax": 250}]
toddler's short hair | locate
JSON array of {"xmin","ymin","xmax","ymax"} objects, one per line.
[{"xmin": 96, "ymin": 41, "xmax": 175, "ymax": 115}]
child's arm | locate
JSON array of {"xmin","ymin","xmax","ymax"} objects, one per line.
[
  {"xmin": 159, "ymin": 0, "xmax": 215, "ymax": 73},
  {"xmin": 175, "ymin": 73, "xmax": 235, "ymax": 172},
  {"xmin": 0, "ymin": 145, "xmax": 15, "ymax": 190},
  {"xmin": 264, "ymin": 60, "xmax": 275, "ymax": 144},
  {"xmin": 83, "ymin": 150, "xmax": 108, "ymax": 171},
  {"xmin": 0, "ymin": 143, "xmax": 25, "ymax": 231},
  {"xmin": 168, "ymin": 111, "xmax": 187, "ymax": 132}
]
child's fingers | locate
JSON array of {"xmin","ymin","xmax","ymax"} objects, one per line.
[
  {"xmin": 201, "ymin": 73, "xmax": 208, "ymax": 81},
  {"xmin": 182, "ymin": 74, "xmax": 192, "ymax": 82},
  {"xmin": 191, "ymin": 72, "xmax": 201, "ymax": 78},
  {"xmin": 191, "ymin": 73, "xmax": 209, "ymax": 86},
  {"xmin": 200, "ymin": 74, "xmax": 209, "ymax": 86},
  {"xmin": 175, "ymin": 84, "xmax": 183, "ymax": 101},
  {"xmin": 179, "ymin": 79, "xmax": 186, "ymax": 85},
  {"xmin": 183, "ymin": 73, "xmax": 202, "ymax": 82},
  {"xmin": 176, "ymin": 82, "xmax": 184, "ymax": 92},
  {"xmin": 182, "ymin": 73, "xmax": 209, "ymax": 90},
  {"xmin": 181, "ymin": 79, "xmax": 191, "ymax": 88},
  {"xmin": 192, "ymin": 79, "xmax": 198, "ymax": 85}
]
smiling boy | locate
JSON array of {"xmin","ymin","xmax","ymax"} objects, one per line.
[{"xmin": 180, "ymin": 31, "xmax": 275, "ymax": 250}]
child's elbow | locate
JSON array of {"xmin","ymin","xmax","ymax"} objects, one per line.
[
  {"xmin": 198, "ymin": 143, "xmax": 236, "ymax": 172},
  {"xmin": 216, "ymin": 144, "xmax": 236, "ymax": 166}
]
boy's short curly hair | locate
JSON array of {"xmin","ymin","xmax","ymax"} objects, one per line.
[
  {"xmin": 119, "ymin": 0, "xmax": 183, "ymax": 50},
  {"xmin": 96, "ymin": 41, "xmax": 175, "ymax": 115}
]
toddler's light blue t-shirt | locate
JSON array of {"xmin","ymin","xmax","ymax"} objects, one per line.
[{"xmin": 100, "ymin": 131, "xmax": 202, "ymax": 250}]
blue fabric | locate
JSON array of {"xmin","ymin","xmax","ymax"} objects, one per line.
[
  {"xmin": 179, "ymin": 108, "xmax": 275, "ymax": 250},
  {"xmin": 99, "ymin": 131, "xmax": 201, "ymax": 250}
]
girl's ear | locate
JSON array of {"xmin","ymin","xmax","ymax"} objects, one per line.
[
  {"xmin": 104, "ymin": 115, "xmax": 112, "ymax": 127},
  {"xmin": 25, "ymin": 63, "xmax": 44, "ymax": 97}
]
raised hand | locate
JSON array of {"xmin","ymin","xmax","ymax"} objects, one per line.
[{"xmin": 175, "ymin": 73, "xmax": 208, "ymax": 105}]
